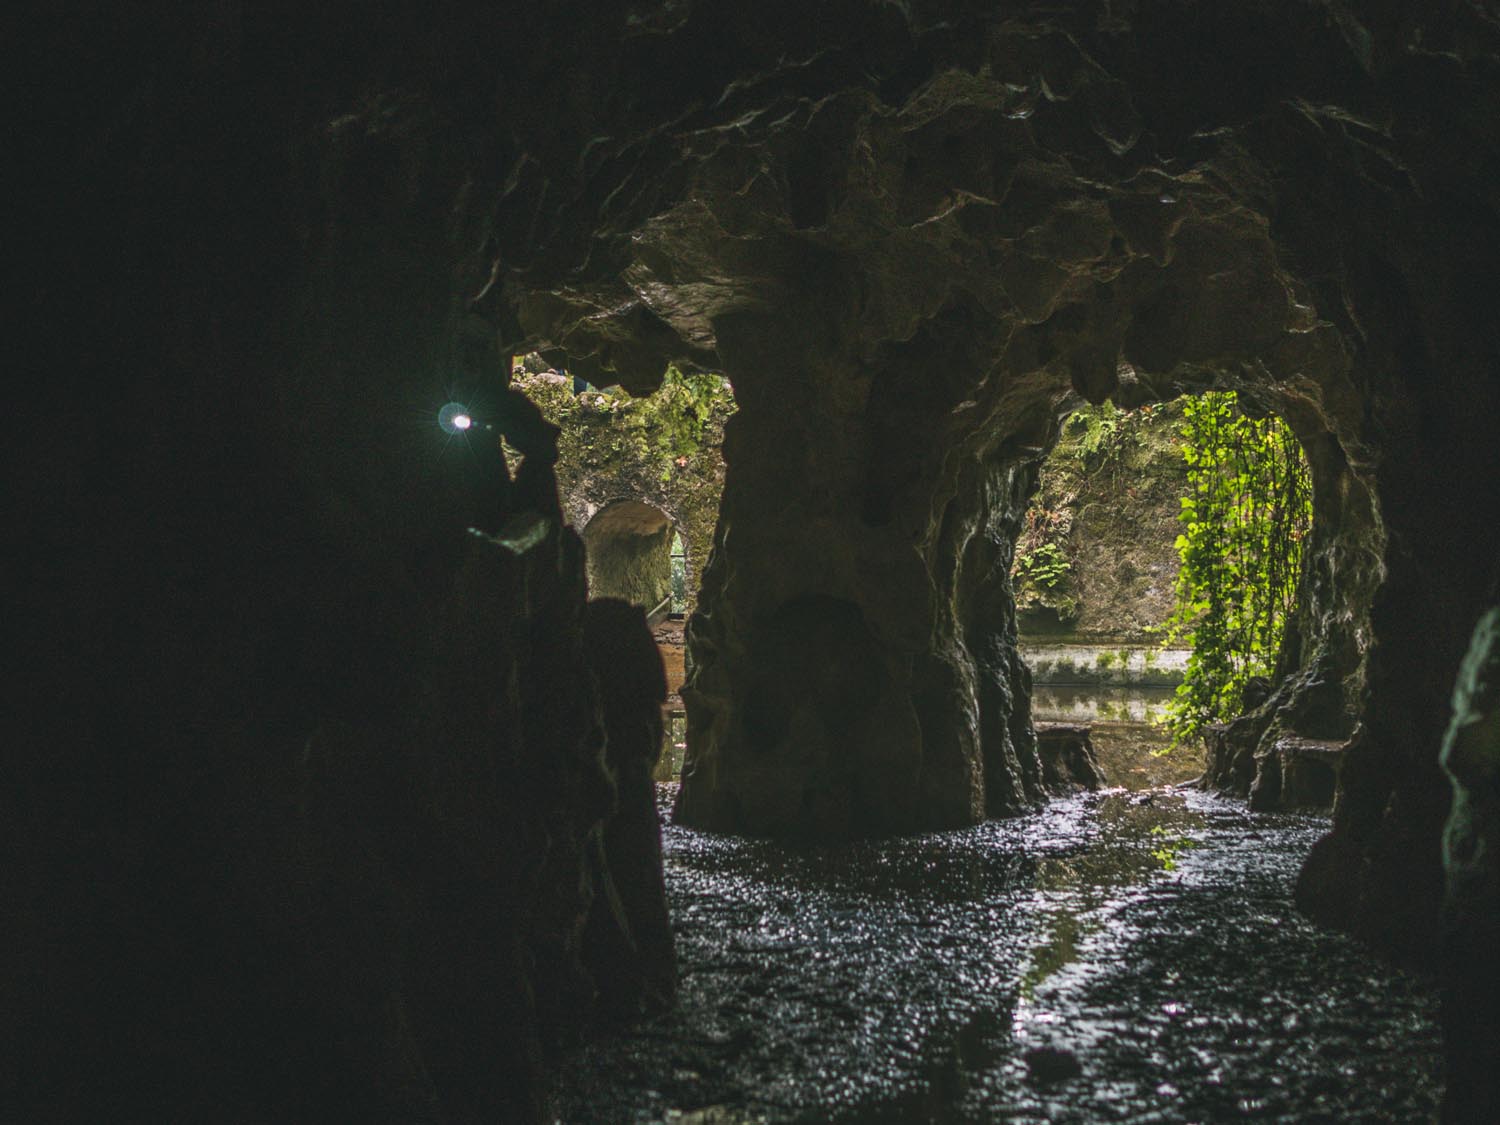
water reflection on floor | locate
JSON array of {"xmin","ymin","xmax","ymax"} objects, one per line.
[
  {"xmin": 1031, "ymin": 683, "xmax": 1177, "ymax": 725},
  {"xmin": 551, "ymin": 780, "xmax": 1441, "ymax": 1123}
]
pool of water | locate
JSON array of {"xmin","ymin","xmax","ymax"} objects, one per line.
[
  {"xmin": 1020, "ymin": 641, "xmax": 1190, "ymax": 688},
  {"xmin": 1033, "ymin": 684, "xmax": 1202, "ymax": 790},
  {"xmin": 550, "ymin": 786, "xmax": 1441, "ymax": 1123},
  {"xmin": 1031, "ymin": 684, "xmax": 1177, "ymax": 725}
]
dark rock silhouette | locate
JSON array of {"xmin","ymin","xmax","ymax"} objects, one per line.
[{"xmin": 582, "ymin": 598, "xmax": 676, "ymax": 1017}]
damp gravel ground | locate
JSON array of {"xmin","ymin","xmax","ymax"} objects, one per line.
[{"xmin": 550, "ymin": 785, "xmax": 1441, "ymax": 1124}]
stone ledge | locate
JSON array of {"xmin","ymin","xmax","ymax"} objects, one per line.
[{"xmin": 1259, "ymin": 735, "xmax": 1347, "ymax": 812}]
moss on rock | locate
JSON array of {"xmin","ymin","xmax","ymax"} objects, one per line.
[
  {"xmin": 1014, "ymin": 402, "xmax": 1190, "ymax": 638},
  {"xmin": 515, "ymin": 360, "xmax": 734, "ymax": 615}
]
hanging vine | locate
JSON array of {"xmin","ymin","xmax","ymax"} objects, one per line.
[{"xmin": 1161, "ymin": 391, "xmax": 1312, "ymax": 742}]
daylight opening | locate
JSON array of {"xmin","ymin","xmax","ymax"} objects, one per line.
[
  {"xmin": 514, "ymin": 354, "xmax": 735, "ymax": 782},
  {"xmin": 1016, "ymin": 392, "xmax": 1312, "ymax": 791}
]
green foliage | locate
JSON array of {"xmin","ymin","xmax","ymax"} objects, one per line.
[
  {"xmin": 626, "ymin": 366, "xmax": 735, "ymax": 471},
  {"xmin": 1013, "ymin": 501, "xmax": 1077, "ymax": 616},
  {"xmin": 1016, "ymin": 541, "xmax": 1071, "ymax": 589},
  {"xmin": 519, "ymin": 361, "xmax": 736, "ymax": 480},
  {"xmin": 1160, "ymin": 392, "xmax": 1311, "ymax": 742},
  {"xmin": 1149, "ymin": 824, "xmax": 1199, "ymax": 871},
  {"xmin": 1069, "ymin": 403, "xmax": 1123, "ymax": 459},
  {"xmin": 1060, "ymin": 401, "xmax": 1157, "ymax": 466}
]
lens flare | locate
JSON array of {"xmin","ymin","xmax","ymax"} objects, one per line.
[{"xmin": 438, "ymin": 402, "xmax": 473, "ymax": 435}]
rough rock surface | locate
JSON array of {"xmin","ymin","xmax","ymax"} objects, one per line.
[
  {"xmin": 1440, "ymin": 605, "xmax": 1500, "ymax": 1123},
  {"xmin": 1250, "ymin": 735, "xmax": 1345, "ymax": 813},
  {"xmin": 12, "ymin": 12, "xmax": 672, "ymax": 1120},
  {"xmin": 1035, "ymin": 722, "xmax": 1108, "ymax": 793},
  {"xmin": 16, "ymin": 2, "xmax": 1500, "ymax": 1120},
  {"xmin": 582, "ymin": 599, "xmax": 677, "ymax": 1018},
  {"xmin": 1015, "ymin": 402, "xmax": 1191, "ymax": 637}
]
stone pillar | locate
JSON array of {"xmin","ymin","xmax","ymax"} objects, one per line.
[{"xmin": 674, "ymin": 303, "xmax": 1053, "ymax": 838}]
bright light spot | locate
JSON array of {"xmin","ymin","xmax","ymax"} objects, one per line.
[{"xmin": 438, "ymin": 401, "xmax": 473, "ymax": 435}]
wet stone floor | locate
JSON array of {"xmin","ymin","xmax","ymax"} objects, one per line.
[{"xmin": 551, "ymin": 783, "xmax": 1441, "ymax": 1123}]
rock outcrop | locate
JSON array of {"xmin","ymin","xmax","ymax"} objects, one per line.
[
  {"xmin": 1015, "ymin": 402, "xmax": 1192, "ymax": 637},
  {"xmin": 1440, "ymin": 606, "xmax": 1500, "ymax": 1124},
  {"xmin": 1035, "ymin": 723, "xmax": 1108, "ymax": 793}
]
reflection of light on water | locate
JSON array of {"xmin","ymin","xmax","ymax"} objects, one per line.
[
  {"xmin": 1031, "ymin": 683, "xmax": 1177, "ymax": 724},
  {"xmin": 1019, "ymin": 905, "xmax": 1088, "ymax": 1001},
  {"xmin": 1016, "ymin": 793, "xmax": 1209, "ymax": 1042},
  {"xmin": 663, "ymin": 1106, "xmax": 770, "ymax": 1124}
]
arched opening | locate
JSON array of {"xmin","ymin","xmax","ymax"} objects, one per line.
[
  {"xmin": 1016, "ymin": 392, "xmax": 1320, "ymax": 795},
  {"xmin": 583, "ymin": 500, "xmax": 677, "ymax": 620},
  {"xmin": 581, "ymin": 500, "xmax": 694, "ymax": 778}
]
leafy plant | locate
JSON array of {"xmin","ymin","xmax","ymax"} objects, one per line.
[
  {"xmin": 515, "ymin": 360, "xmax": 736, "ymax": 478},
  {"xmin": 1069, "ymin": 403, "xmax": 1124, "ymax": 460},
  {"xmin": 1159, "ymin": 392, "xmax": 1311, "ymax": 742},
  {"xmin": 1015, "ymin": 541, "xmax": 1071, "ymax": 589},
  {"xmin": 1149, "ymin": 824, "xmax": 1199, "ymax": 871}
]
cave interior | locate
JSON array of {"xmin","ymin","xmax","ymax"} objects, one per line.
[{"xmin": 12, "ymin": 2, "xmax": 1500, "ymax": 1122}]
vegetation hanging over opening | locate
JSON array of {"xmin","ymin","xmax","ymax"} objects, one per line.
[
  {"xmin": 513, "ymin": 355, "xmax": 734, "ymax": 617},
  {"xmin": 1160, "ymin": 391, "xmax": 1312, "ymax": 742},
  {"xmin": 514, "ymin": 361, "xmax": 734, "ymax": 480}
]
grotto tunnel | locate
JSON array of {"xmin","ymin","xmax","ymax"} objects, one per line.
[
  {"xmin": 582, "ymin": 500, "xmax": 680, "ymax": 617},
  {"xmin": 13, "ymin": 2, "xmax": 1500, "ymax": 1122}
]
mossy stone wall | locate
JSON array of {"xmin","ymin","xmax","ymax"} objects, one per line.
[
  {"xmin": 1015, "ymin": 403, "xmax": 1191, "ymax": 639},
  {"xmin": 517, "ymin": 366, "xmax": 732, "ymax": 616}
]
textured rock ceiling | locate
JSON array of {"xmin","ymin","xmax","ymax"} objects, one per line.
[{"xmin": 477, "ymin": 2, "xmax": 1489, "ymax": 409}]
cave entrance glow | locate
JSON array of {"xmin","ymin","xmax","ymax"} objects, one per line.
[
  {"xmin": 1016, "ymin": 391, "xmax": 1317, "ymax": 796},
  {"xmin": 582, "ymin": 501, "xmax": 690, "ymax": 776}
]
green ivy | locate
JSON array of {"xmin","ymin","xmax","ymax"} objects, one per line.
[
  {"xmin": 621, "ymin": 365, "xmax": 734, "ymax": 471},
  {"xmin": 1160, "ymin": 392, "xmax": 1311, "ymax": 742}
]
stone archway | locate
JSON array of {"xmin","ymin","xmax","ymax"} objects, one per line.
[{"xmin": 583, "ymin": 500, "xmax": 679, "ymax": 617}]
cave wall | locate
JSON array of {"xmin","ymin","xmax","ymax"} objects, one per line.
[
  {"xmin": 11, "ymin": 10, "xmax": 674, "ymax": 1122},
  {"xmin": 1441, "ymin": 605, "xmax": 1500, "ymax": 1123}
]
